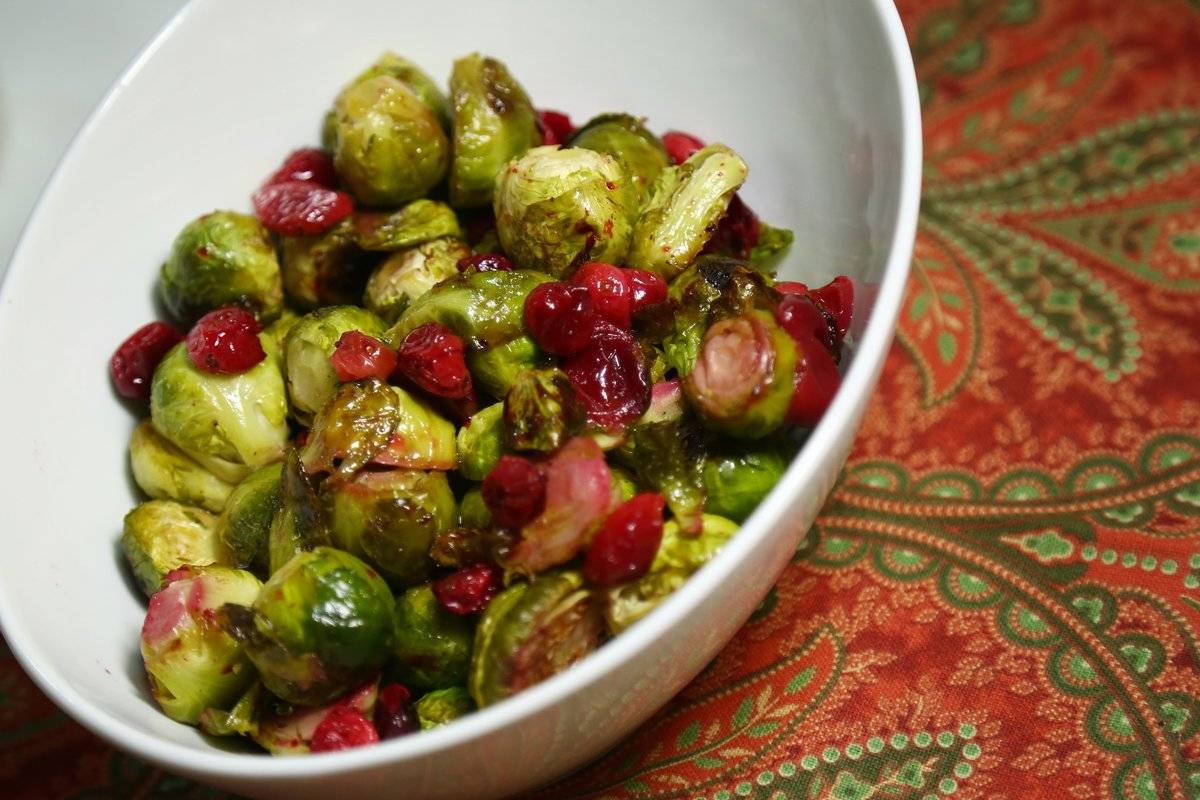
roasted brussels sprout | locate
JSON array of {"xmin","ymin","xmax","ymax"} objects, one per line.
[
  {"xmin": 494, "ymin": 146, "xmax": 639, "ymax": 278},
  {"xmin": 351, "ymin": 51, "xmax": 451, "ymax": 131},
  {"xmin": 503, "ymin": 368, "xmax": 584, "ymax": 453},
  {"xmin": 390, "ymin": 585, "xmax": 474, "ymax": 691},
  {"xmin": 267, "ymin": 450, "xmax": 329, "ymax": 576},
  {"xmin": 150, "ymin": 341, "xmax": 289, "ymax": 483},
  {"xmin": 448, "ymin": 53, "xmax": 540, "ymax": 208},
  {"xmin": 415, "ymin": 687, "xmax": 473, "ymax": 729},
  {"xmin": 279, "ymin": 219, "xmax": 375, "ymax": 311},
  {"xmin": 364, "ymin": 237, "xmax": 471, "ymax": 324},
  {"xmin": 327, "ymin": 469, "xmax": 455, "ymax": 585},
  {"xmin": 567, "ymin": 113, "xmax": 670, "ymax": 201},
  {"xmin": 159, "ymin": 211, "xmax": 283, "ymax": 324},
  {"xmin": 140, "ymin": 566, "xmax": 262, "ymax": 723},
  {"xmin": 129, "ymin": 420, "xmax": 234, "ymax": 513},
  {"xmin": 333, "ymin": 75, "xmax": 450, "ymax": 206},
  {"xmin": 354, "ymin": 200, "xmax": 462, "ymax": 252},
  {"xmin": 468, "ymin": 335, "xmax": 544, "ymax": 398},
  {"xmin": 283, "ymin": 306, "xmax": 387, "ymax": 424},
  {"xmin": 748, "ymin": 222, "xmax": 794, "ymax": 271},
  {"xmin": 623, "ymin": 418, "xmax": 708, "ymax": 536},
  {"xmin": 628, "ymin": 144, "xmax": 749, "ymax": 280},
  {"xmin": 216, "ymin": 462, "xmax": 283, "ymax": 574},
  {"xmin": 610, "ymin": 467, "xmax": 639, "ymax": 502},
  {"xmin": 251, "ymin": 679, "xmax": 378, "ymax": 755},
  {"xmin": 122, "ymin": 500, "xmax": 229, "ymax": 596},
  {"xmin": 456, "ymin": 402, "xmax": 504, "ymax": 481},
  {"xmin": 198, "ymin": 680, "xmax": 263, "ymax": 739},
  {"xmin": 229, "ymin": 547, "xmax": 394, "ymax": 706},
  {"xmin": 262, "ymin": 310, "xmax": 301, "ymax": 368},
  {"xmin": 703, "ymin": 447, "xmax": 789, "ymax": 522},
  {"xmin": 458, "ymin": 489, "xmax": 492, "ymax": 529},
  {"xmin": 469, "ymin": 571, "xmax": 603, "ymax": 707}
]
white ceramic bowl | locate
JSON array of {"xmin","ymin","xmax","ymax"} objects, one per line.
[{"xmin": 0, "ymin": 0, "xmax": 919, "ymax": 797}]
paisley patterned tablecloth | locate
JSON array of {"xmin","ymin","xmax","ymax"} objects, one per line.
[{"xmin": 4, "ymin": 1, "xmax": 1200, "ymax": 797}]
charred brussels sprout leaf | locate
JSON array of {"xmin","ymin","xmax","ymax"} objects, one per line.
[
  {"xmin": 280, "ymin": 219, "xmax": 375, "ymax": 311},
  {"xmin": 469, "ymin": 571, "xmax": 603, "ymax": 707},
  {"xmin": 456, "ymin": 402, "xmax": 505, "ymax": 481},
  {"xmin": 334, "ymin": 75, "xmax": 450, "ymax": 207},
  {"xmin": 391, "ymin": 585, "xmax": 474, "ymax": 691},
  {"xmin": 267, "ymin": 450, "xmax": 330, "ymax": 576},
  {"xmin": 283, "ymin": 306, "xmax": 387, "ymax": 424},
  {"xmin": 702, "ymin": 447, "xmax": 788, "ymax": 522},
  {"xmin": 748, "ymin": 223, "xmax": 794, "ymax": 272},
  {"xmin": 449, "ymin": 53, "xmax": 540, "ymax": 208},
  {"xmin": 159, "ymin": 211, "xmax": 283, "ymax": 324},
  {"xmin": 129, "ymin": 420, "xmax": 234, "ymax": 513},
  {"xmin": 494, "ymin": 146, "xmax": 639, "ymax": 278},
  {"xmin": 123, "ymin": 500, "xmax": 229, "ymax": 596},
  {"xmin": 364, "ymin": 237, "xmax": 471, "ymax": 324},
  {"xmin": 623, "ymin": 419, "xmax": 708, "ymax": 537},
  {"xmin": 468, "ymin": 335, "xmax": 545, "ymax": 399},
  {"xmin": 629, "ymin": 144, "xmax": 749, "ymax": 280},
  {"xmin": 351, "ymin": 51, "xmax": 452, "ymax": 131},
  {"xmin": 217, "ymin": 462, "xmax": 283, "ymax": 574},
  {"xmin": 567, "ymin": 113, "xmax": 670, "ymax": 201},
  {"xmin": 503, "ymin": 368, "xmax": 584, "ymax": 453},
  {"xmin": 354, "ymin": 200, "xmax": 462, "ymax": 252},
  {"xmin": 415, "ymin": 687, "xmax": 473, "ymax": 729}
]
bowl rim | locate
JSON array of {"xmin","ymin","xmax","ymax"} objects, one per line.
[{"xmin": 0, "ymin": 0, "xmax": 922, "ymax": 781}]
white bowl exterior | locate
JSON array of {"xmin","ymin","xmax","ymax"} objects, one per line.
[{"xmin": 0, "ymin": 0, "xmax": 920, "ymax": 797}]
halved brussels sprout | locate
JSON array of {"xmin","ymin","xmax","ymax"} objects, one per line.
[
  {"xmin": 251, "ymin": 680, "xmax": 378, "ymax": 755},
  {"xmin": 448, "ymin": 53, "xmax": 540, "ymax": 208},
  {"xmin": 326, "ymin": 469, "xmax": 455, "ymax": 585},
  {"xmin": 262, "ymin": 310, "xmax": 300, "ymax": 369},
  {"xmin": 228, "ymin": 547, "xmax": 394, "ymax": 706},
  {"xmin": 364, "ymin": 237, "xmax": 471, "ymax": 324},
  {"xmin": 391, "ymin": 585, "xmax": 474, "ymax": 692},
  {"xmin": 129, "ymin": 420, "xmax": 234, "ymax": 513},
  {"xmin": 279, "ymin": 219, "xmax": 375, "ymax": 311},
  {"xmin": 354, "ymin": 200, "xmax": 462, "ymax": 252},
  {"xmin": 703, "ymin": 447, "xmax": 789, "ymax": 522},
  {"xmin": 283, "ymin": 306, "xmax": 387, "ymax": 424},
  {"xmin": 216, "ymin": 462, "xmax": 282, "ymax": 574},
  {"xmin": 469, "ymin": 571, "xmax": 603, "ymax": 707},
  {"xmin": 494, "ymin": 145, "xmax": 639, "ymax": 278},
  {"xmin": 150, "ymin": 341, "xmax": 289, "ymax": 484},
  {"xmin": 351, "ymin": 51, "xmax": 452, "ymax": 131},
  {"xmin": 267, "ymin": 449, "xmax": 331, "ymax": 576},
  {"xmin": 140, "ymin": 566, "xmax": 262, "ymax": 723},
  {"xmin": 622, "ymin": 418, "xmax": 708, "ymax": 537},
  {"xmin": 628, "ymin": 144, "xmax": 749, "ymax": 280},
  {"xmin": 415, "ymin": 687, "xmax": 473, "ymax": 729},
  {"xmin": 333, "ymin": 75, "xmax": 450, "ymax": 206},
  {"xmin": 567, "ymin": 113, "xmax": 670, "ymax": 201},
  {"xmin": 159, "ymin": 211, "xmax": 283, "ymax": 324},
  {"xmin": 122, "ymin": 500, "xmax": 229, "ymax": 596},
  {"xmin": 503, "ymin": 368, "xmax": 584, "ymax": 453},
  {"xmin": 468, "ymin": 335, "xmax": 545, "ymax": 399},
  {"xmin": 198, "ymin": 680, "xmax": 263, "ymax": 739},
  {"xmin": 456, "ymin": 402, "xmax": 504, "ymax": 481}
]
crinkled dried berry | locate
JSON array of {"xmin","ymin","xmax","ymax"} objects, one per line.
[
  {"xmin": 395, "ymin": 323, "xmax": 473, "ymax": 399},
  {"xmin": 808, "ymin": 275, "xmax": 854, "ymax": 341},
  {"xmin": 110, "ymin": 321, "xmax": 183, "ymax": 400},
  {"xmin": 584, "ymin": 493, "xmax": 665, "ymax": 587},
  {"xmin": 573, "ymin": 261, "xmax": 632, "ymax": 329},
  {"xmin": 562, "ymin": 322, "xmax": 650, "ymax": 431},
  {"xmin": 703, "ymin": 194, "xmax": 760, "ymax": 259},
  {"xmin": 786, "ymin": 332, "xmax": 841, "ymax": 428},
  {"xmin": 776, "ymin": 293, "xmax": 837, "ymax": 352},
  {"xmin": 373, "ymin": 683, "xmax": 418, "ymax": 740},
  {"xmin": 185, "ymin": 307, "xmax": 265, "ymax": 374},
  {"xmin": 773, "ymin": 280, "xmax": 808, "ymax": 296},
  {"xmin": 433, "ymin": 562, "xmax": 503, "ymax": 615},
  {"xmin": 252, "ymin": 180, "xmax": 352, "ymax": 236},
  {"xmin": 662, "ymin": 130, "xmax": 705, "ymax": 165},
  {"xmin": 538, "ymin": 110, "xmax": 575, "ymax": 145},
  {"xmin": 482, "ymin": 455, "xmax": 547, "ymax": 530},
  {"xmin": 309, "ymin": 706, "xmax": 379, "ymax": 753},
  {"xmin": 523, "ymin": 281, "xmax": 598, "ymax": 356},
  {"xmin": 330, "ymin": 330, "xmax": 398, "ymax": 382},
  {"xmin": 625, "ymin": 268, "xmax": 668, "ymax": 312},
  {"xmin": 265, "ymin": 147, "xmax": 338, "ymax": 189},
  {"xmin": 457, "ymin": 252, "xmax": 513, "ymax": 273}
]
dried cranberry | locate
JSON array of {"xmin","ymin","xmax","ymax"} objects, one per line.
[
  {"xmin": 786, "ymin": 332, "xmax": 842, "ymax": 428},
  {"xmin": 433, "ymin": 563, "xmax": 503, "ymax": 615},
  {"xmin": 584, "ymin": 493, "xmax": 666, "ymax": 587},
  {"xmin": 625, "ymin": 269, "xmax": 668, "ymax": 312},
  {"xmin": 774, "ymin": 280, "xmax": 809, "ymax": 296},
  {"xmin": 662, "ymin": 130, "xmax": 705, "ymax": 165},
  {"xmin": 252, "ymin": 180, "xmax": 353, "ymax": 236},
  {"xmin": 330, "ymin": 330, "xmax": 398, "ymax": 382},
  {"xmin": 523, "ymin": 281, "xmax": 598, "ymax": 356},
  {"xmin": 110, "ymin": 321, "xmax": 183, "ymax": 400},
  {"xmin": 373, "ymin": 684, "xmax": 418, "ymax": 740},
  {"xmin": 776, "ymin": 293, "xmax": 837, "ymax": 352},
  {"xmin": 457, "ymin": 253, "xmax": 513, "ymax": 273},
  {"xmin": 265, "ymin": 148, "xmax": 338, "ymax": 189},
  {"xmin": 703, "ymin": 194, "xmax": 761, "ymax": 259},
  {"xmin": 395, "ymin": 323, "xmax": 473, "ymax": 399},
  {"xmin": 482, "ymin": 455, "xmax": 547, "ymax": 530},
  {"xmin": 309, "ymin": 706, "xmax": 379, "ymax": 753},
  {"xmin": 572, "ymin": 261, "xmax": 632, "ymax": 329},
  {"xmin": 562, "ymin": 322, "xmax": 651, "ymax": 431},
  {"xmin": 185, "ymin": 308, "xmax": 265, "ymax": 374},
  {"xmin": 538, "ymin": 110, "xmax": 575, "ymax": 145},
  {"xmin": 808, "ymin": 276, "xmax": 854, "ymax": 341}
]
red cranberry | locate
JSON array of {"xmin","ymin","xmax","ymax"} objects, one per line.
[
  {"xmin": 538, "ymin": 110, "xmax": 576, "ymax": 145},
  {"xmin": 330, "ymin": 330, "xmax": 397, "ymax": 382},
  {"xmin": 583, "ymin": 493, "xmax": 665, "ymax": 587},
  {"xmin": 395, "ymin": 323, "xmax": 473, "ymax": 399},
  {"xmin": 110, "ymin": 321, "xmax": 183, "ymax": 400},
  {"xmin": 573, "ymin": 261, "xmax": 631, "ymax": 329},
  {"xmin": 662, "ymin": 130, "xmax": 705, "ymax": 165},
  {"xmin": 185, "ymin": 308, "xmax": 265, "ymax": 374},
  {"xmin": 808, "ymin": 276, "xmax": 854, "ymax": 340},
  {"xmin": 562, "ymin": 322, "xmax": 650, "ymax": 431},
  {"xmin": 252, "ymin": 180, "xmax": 353, "ymax": 236},
  {"xmin": 776, "ymin": 293, "xmax": 837, "ymax": 352},
  {"xmin": 264, "ymin": 148, "xmax": 338, "ymax": 189},
  {"xmin": 523, "ymin": 282, "xmax": 598, "ymax": 356},
  {"xmin": 786, "ymin": 332, "xmax": 841, "ymax": 428},
  {"xmin": 373, "ymin": 684, "xmax": 418, "ymax": 740},
  {"xmin": 457, "ymin": 253, "xmax": 513, "ymax": 273},
  {"xmin": 703, "ymin": 194, "xmax": 760, "ymax": 259},
  {"xmin": 482, "ymin": 455, "xmax": 547, "ymax": 530},
  {"xmin": 774, "ymin": 280, "xmax": 809, "ymax": 296},
  {"xmin": 309, "ymin": 706, "xmax": 379, "ymax": 753},
  {"xmin": 433, "ymin": 563, "xmax": 503, "ymax": 615},
  {"xmin": 625, "ymin": 269, "xmax": 668, "ymax": 312}
]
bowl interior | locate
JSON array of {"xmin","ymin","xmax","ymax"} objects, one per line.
[{"xmin": 0, "ymin": 0, "xmax": 916, "ymax": 781}]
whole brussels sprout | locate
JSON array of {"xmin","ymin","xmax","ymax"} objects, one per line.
[
  {"xmin": 333, "ymin": 75, "xmax": 450, "ymax": 207},
  {"xmin": 703, "ymin": 448, "xmax": 789, "ymax": 522},
  {"xmin": 628, "ymin": 144, "xmax": 749, "ymax": 280},
  {"xmin": 469, "ymin": 571, "xmax": 603, "ymax": 707},
  {"xmin": 150, "ymin": 341, "xmax": 289, "ymax": 483},
  {"xmin": 354, "ymin": 200, "xmax": 462, "ymax": 252},
  {"xmin": 458, "ymin": 488, "xmax": 492, "ymax": 529},
  {"xmin": 159, "ymin": 211, "xmax": 284, "ymax": 324},
  {"xmin": 140, "ymin": 566, "xmax": 262, "ymax": 723},
  {"xmin": 262, "ymin": 310, "xmax": 300, "ymax": 369},
  {"xmin": 228, "ymin": 547, "xmax": 394, "ymax": 706},
  {"xmin": 390, "ymin": 585, "xmax": 474, "ymax": 691},
  {"xmin": 267, "ymin": 450, "xmax": 330, "ymax": 576},
  {"xmin": 279, "ymin": 219, "xmax": 375, "ymax": 311},
  {"xmin": 415, "ymin": 687, "xmax": 473, "ymax": 729},
  {"xmin": 468, "ymin": 335, "xmax": 545, "ymax": 399},
  {"xmin": 129, "ymin": 420, "xmax": 234, "ymax": 513},
  {"xmin": 448, "ymin": 53, "xmax": 540, "ymax": 208},
  {"xmin": 494, "ymin": 145, "xmax": 639, "ymax": 278},
  {"xmin": 503, "ymin": 368, "xmax": 584, "ymax": 453},
  {"xmin": 622, "ymin": 418, "xmax": 708, "ymax": 537},
  {"xmin": 326, "ymin": 469, "xmax": 455, "ymax": 585},
  {"xmin": 216, "ymin": 462, "xmax": 282, "ymax": 574},
  {"xmin": 567, "ymin": 113, "xmax": 670, "ymax": 201},
  {"xmin": 122, "ymin": 500, "xmax": 229, "ymax": 596},
  {"xmin": 351, "ymin": 51, "xmax": 452, "ymax": 131},
  {"xmin": 364, "ymin": 237, "xmax": 471, "ymax": 324},
  {"xmin": 456, "ymin": 402, "xmax": 504, "ymax": 481},
  {"xmin": 283, "ymin": 305, "xmax": 387, "ymax": 424}
]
